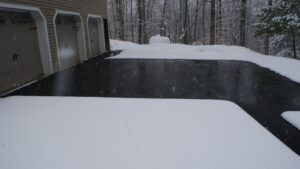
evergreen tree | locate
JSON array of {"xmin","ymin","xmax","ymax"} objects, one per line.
[{"xmin": 254, "ymin": 0, "xmax": 300, "ymax": 58}]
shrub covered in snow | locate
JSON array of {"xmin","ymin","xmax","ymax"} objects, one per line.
[
  {"xmin": 253, "ymin": 0, "xmax": 300, "ymax": 59},
  {"xmin": 149, "ymin": 35, "xmax": 171, "ymax": 44}
]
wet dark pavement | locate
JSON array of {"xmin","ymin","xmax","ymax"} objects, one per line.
[{"xmin": 4, "ymin": 51, "xmax": 300, "ymax": 155}]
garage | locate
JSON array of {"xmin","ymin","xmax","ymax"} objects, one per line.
[
  {"xmin": 55, "ymin": 15, "xmax": 81, "ymax": 69},
  {"xmin": 88, "ymin": 15, "xmax": 106, "ymax": 58},
  {"xmin": 0, "ymin": 10, "xmax": 43, "ymax": 93},
  {"xmin": 88, "ymin": 18, "xmax": 101, "ymax": 58}
]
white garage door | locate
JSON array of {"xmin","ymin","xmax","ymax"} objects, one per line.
[
  {"xmin": 88, "ymin": 18, "xmax": 101, "ymax": 58},
  {"xmin": 0, "ymin": 11, "xmax": 43, "ymax": 93},
  {"xmin": 56, "ymin": 15, "xmax": 80, "ymax": 69}
]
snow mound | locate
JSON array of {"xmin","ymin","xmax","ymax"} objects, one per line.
[
  {"xmin": 0, "ymin": 96, "xmax": 300, "ymax": 169},
  {"xmin": 109, "ymin": 40, "xmax": 300, "ymax": 84},
  {"xmin": 149, "ymin": 35, "xmax": 171, "ymax": 44},
  {"xmin": 282, "ymin": 111, "xmax": 300, "ymax": 130}
]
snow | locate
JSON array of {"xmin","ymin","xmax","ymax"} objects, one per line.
[
  {"xmin": 282, "ymin": 111, "xmax": 300, "ymax": 130},
  {"xmin": 149, "ymin": 34, "xmax": 171, "ymax": 44},
  {"xmin": 0, "ymin": 96, "xmax": 299, "ymax": 169},
  {"xmin": 109, "ymin": 40, "xmax": 300, "ymax": 84}
]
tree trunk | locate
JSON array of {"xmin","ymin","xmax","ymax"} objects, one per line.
[
  {"xmin": 202, "ymin": 0, "xmax": 207, "ymax": 45},
  {"xmin": 264, "ymin": 36, "xmax": 269, "ymax": 55},
  {"xmin": 217, "ymin": 0, "xmax": 223, "ymax": 44},
  {"xmin": 130, "ymin": 0, "xmax": 134, "ymax": 41},
  {"xmin": 137, "ymin": 0, "xmax": 143, "ymax": 44},
  {"xmin": 115, "ymin": 0, "xmax": 125, "ymax": 40},
  {"xmin": 239, "ymin": 0, "xmax": 247, "ymax": 46},
  {"xmin": 210, "ymin": 0, "xmax": 216, "ymax": 45},
  {"xmin": 142, "ymin": 0, "xmax": 147, "ymax": 44},
  {"xmin": 111, "ymin": 0, "xmax": 117, "ymax": 39},
  {"xmin": 171, "ymin": 1, "xmax": 178, "ymax": 42},
  {"xmin": 292, "ymin": 28, "xmax": 297, "ymax": 59},
  {"xmin": 181, "ymin": 0, "xmax": 189, "ymax": 44},
  {"xmin": 161, "ymin": 0, "xmax": 168, "ymax": 36},
  {"xmin": 194, "ymin": 0, "xmax": 200, "ymax": 42},
  {"xmin": 264, "ymin": 0, "xmax": 272, "ymax": 55}
]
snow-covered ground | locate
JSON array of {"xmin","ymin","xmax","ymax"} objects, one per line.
[
  {"xmin": 282, "ymin": 111, "xmax": 300, "ymax": 130},
  {"xmin": 0, "ymin": 96, "xmax": 299, "ymax": 169},
  {"xmin": 109, "ymin": 39, "xmax": 300, "ymax": 84}
]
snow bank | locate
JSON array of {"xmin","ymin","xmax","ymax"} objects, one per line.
[
  {"xmin": 149, "ymin": 35, "xmax": 171, "ymax": 44},
  {"xmin": 109, "ymin": 40, "xmax": 300, "ymax": 84},
  {"xmin": 0, "ymin": 96, "xmax": 299, "ymax": 169},
  {"xmin": 282, "ymin": 111, "xmax": 300, "ymax": 130}
]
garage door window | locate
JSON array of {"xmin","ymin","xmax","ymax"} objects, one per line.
[{"xmin": 10, "ymin": 12, "xmax": 34, "ymax": 24}]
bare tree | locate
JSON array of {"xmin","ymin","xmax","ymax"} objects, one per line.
[
  {"xmin": 180, "ymin": 0, "xmax": 189, "ymax": 44},
  {"xmin": 160, "ymin": 0, "xmax": 168, "ymax": 36},
  {"xmin": 240, "ymin": 0, "xmax": 247, "ymax": 46},
  {"xmin": 202, "ymin": 0, "xmax": 207, "ymax": 44},
  {"xmin": 264, "ymin": 0, "xmax": 272, "ymax": 55},
  {"xmin": 114, "ymin": 0, "xmax": 125, "ymax": 40},
  {"xmin": 137, "ymin": 0, "xmax": 144, "ymax": 44},
  {"xmin": 210, "ymin": 0, "xmax": 216, "ymax": 45},
  {"xmin": 142, "ymin": 0, "xmax": 147, "ymax": 43},
  {"xmin": 216, "ymin": 0, "xmax": 223, "ymax": 44},
  {"xmin": 107, "ymin": 0, "xmax": 294, "ymax": 58},
  {"xmin": 193, "ymin": 0, "xmax": 200, "ymax": 42},
  {"xmin": 130, "ymin": 0, "xmax": 134, "ymax": 41}
]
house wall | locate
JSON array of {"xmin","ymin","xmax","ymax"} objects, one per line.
[{"xmin": 0, "ymin": 0, "xmax": 108, "ymax": 72}]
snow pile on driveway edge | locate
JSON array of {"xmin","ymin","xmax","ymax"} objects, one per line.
[
  {"xmin": 149, "ymin": 35, "xmax": 171, "ymax": 44},
  {"xmin": 282, "ymin": 111, "xmax": 300, "ymax": 130}
]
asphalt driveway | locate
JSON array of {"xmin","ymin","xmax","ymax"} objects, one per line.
[{"xmin": 4, "ymin": 51, "xmax": 300, "ymax": 155}]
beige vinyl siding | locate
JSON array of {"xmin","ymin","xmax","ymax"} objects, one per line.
[{"xmin": 0, "ymin": 0, "xmax": 107, "ymax": 72}]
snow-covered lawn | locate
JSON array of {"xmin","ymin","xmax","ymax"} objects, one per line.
[
  {"xmin": 0, "ymin": 96, "xmax": 299, "ymax": 169},
  {"xmin": 109, "ymin": 39, "xmax": 300, "ymax": 84},
  {"xmin": 282, "ymin": 111, "xmax": 300, "ymax": 130}
]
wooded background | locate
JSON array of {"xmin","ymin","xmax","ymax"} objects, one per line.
[{"xmin": 108, "ymin": 0, "xmax": 300, "ymax": 59}]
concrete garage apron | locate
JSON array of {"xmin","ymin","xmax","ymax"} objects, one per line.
[
  {"xmin": 56, "ymin": 15, "xmax": 80, "ymax": 69},
  {"xmin": 0, "ymin": 11, "xmax": 42, "ymax": 93}
]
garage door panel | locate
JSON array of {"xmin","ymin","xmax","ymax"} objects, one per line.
[
  {"xmin": 56, "ymin": 15, "xmax": 80, "ymax": 69},
  {"xmin": 0, "ymin": 11, "xmax": 43, "ymax": 93},
  {"xmin": 88, "ymin": 18, "xmax": 100, "ymax": 58}
]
